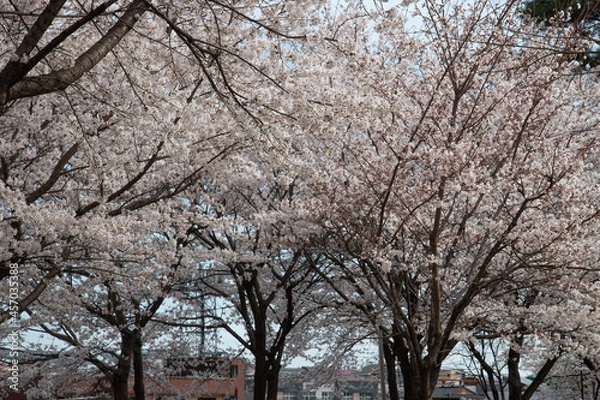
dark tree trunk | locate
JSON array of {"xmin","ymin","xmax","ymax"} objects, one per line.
[
  {"xmin": 383, "ymin": 340, "xmax": 400, "ymax": 400},
  {"xmin": 394, "ymin": 337, "xmax": 427, "ymax": 400},
  {"xmin": 113, "ymin": 374, "xmax": 130, "ymax": 400},
  {"xmin": 253, "ymin": 348, "xmax": 268, "ymax": 400},
  {"xmin": 112, "ymin": 332, "xmax": 134, "ymax": 400},
  {"xmin": 252, "ymin": 349, "xmax": 282, "ymax": 400},
  {"xmin": 508, "ymin": 342, "xmax": 523, "ymax": 400},
  {"xmin": 266, "ymin": 364, "xmax": 282, "ymax": 400},
  {"xmin": 391, "ymin": 335, "xmax": 443, "ymax": 400},
  {"xmin": 133, "ymin": 330, "xmax": 145, "ymax": 400},
  {"xmin": 393, "ymin": 337, "xmax": 415, "ymax": 400}
]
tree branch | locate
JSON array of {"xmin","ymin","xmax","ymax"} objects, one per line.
[
  {"xmin": 75, "ymin": 141, "xmax": 164, "ymax": 217},
  {"xmin": 3, "ymin": 0, "xmax": 147, "ymax": 104},
  {"xmin": 0, "ymin": 0, "xmax": 67, "ymax": 104},
  {"xmin": 26, "ymin": 142, "xmax": 79, "ymax": 205},
  {"xmin": 0, "ymin": 266, "xmax": 62, "ymax": 323}
]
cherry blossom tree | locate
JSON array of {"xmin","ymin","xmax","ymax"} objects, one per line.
[
  {"xmin": 3, "ymin": 3, "xmax": 600, "ymax": 400},
  {"xmin": 176, "ymin": 158, "xmax": 329, "ymax": 400},
  {"xmin": 0, "ymin": 0, "xmax": 324, "ymax": 398},
  {"xmin": 0, "ymin": 0, "xmax": 311, "ymax": 108},
  {"xmin": 279, "ymin": 1, "xmax": 600, "ymax": 399},
  {"xmin": 460, "ymin": 268, "xmax": 600, "ymax": 400},
  {"xmin": 24, "ymin": 227, "xmax": 194, "ymax": 400},
  {"xmin": 0, "ymin": 0, "xmax": 319, "ymax": 325}
]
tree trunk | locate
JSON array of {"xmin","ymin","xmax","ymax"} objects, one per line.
[
  {"xmin": 394, "ymin": 338, "xmax": 427, "ymax": 400},
  {"xmin": 507, "ymin": 346, "xmax": 523, "ymax": 400},
  {"xmin": 401, "ymin": 367, "xmax": 437, "ymax": 400},
  {"xmin": 112, "ymin": 332, "xmax": 134, "ymax": 400},
  {"xmin": 383, "ymin": 341, "xmax": 400, "ymax": 400},
  {"xmin": 113, "ymin": 373, "xmax": 130, "ymax": 400},
  {"xmin": 391, "ymin": 336, "xmax": 443, "ymax": 400},
  {"xmin": 266, "ymin": 364, "xmax": 281, "ymax": 400},
  {"xmin": 392, "ymin": 337, "xmax": 414, "ymax": 400},
  {"xmin": 253, "ymin": 349, "xmax": 268, "ymax": 400},
  {"xmin": 133, "ymin": 330, "xmax": 145, "ymax": 400},
  {"xmin": 419, "ymin": 364, "xmax": 441, "ymax": 400}
]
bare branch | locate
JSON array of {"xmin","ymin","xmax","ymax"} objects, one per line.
[
  {"xmin": 26, "ymin": 142, "xmax": 79, "ymax": 205},
  {"xmin": 2, "ymin": 0, "xmax": 147, "ymax": 105}
]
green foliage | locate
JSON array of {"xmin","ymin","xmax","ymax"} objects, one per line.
[
  {"xmin": 521, "ymin": 0, "xmax": 600, "ymax": 67},
  {"xmin": 522, "ymin": 0, "xmax": 600, "ymax": 23}
]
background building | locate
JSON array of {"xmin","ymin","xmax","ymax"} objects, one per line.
[{"xmin": 270, "ymin": 368, "xmax": 379, "ymax": 400}]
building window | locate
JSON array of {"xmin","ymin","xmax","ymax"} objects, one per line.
[
  {"xmin": 303, "ymin": 392, "xmax": 316, "ymax": 400},
  {"xmin": 321, "ymin": 392, "xmax": 332, "ymax": 400},
  {"xmin": 359, "ymin": 393, "xmax": 372, "ymax": 400},
  {"xmin": 230, "ymin": 365, "xmax": 238, "ymax": 377},
  {"xmin": 343, "ymin": 393, "xmax": 353, "ymax": 400},
  {"xmin": 283, "ymin": 393, "xmax": 296, "ymax": 400}
]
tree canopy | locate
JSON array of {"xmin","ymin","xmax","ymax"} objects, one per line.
[{"xmin": 1, "ymin": 1, "xmax": 600, "ymax": 400}]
